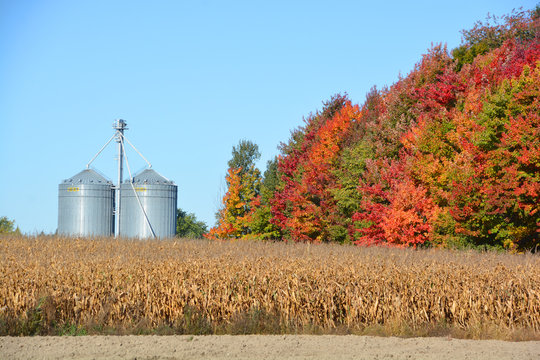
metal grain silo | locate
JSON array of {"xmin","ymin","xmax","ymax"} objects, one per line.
[
  {"xmin": 58, "ymin": 169, "xmax": 114, "ymax": 236},
  {"xmin": 119, "ymin": 169, "xmax": 177, "ymax": 238}
]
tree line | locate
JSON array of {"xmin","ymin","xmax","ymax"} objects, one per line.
[{"xmin": 207, "ymin": 8, "xmax": 540, "ymax": 251}]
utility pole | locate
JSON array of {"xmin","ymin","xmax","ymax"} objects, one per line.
[{"xmin": 113, "ymin": 119, "xmax": 127, "ymax": 237}]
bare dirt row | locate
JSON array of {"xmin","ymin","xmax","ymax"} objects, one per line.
[{"xmin": 1, "ymin": 335, "xmax": 540, "ymax": 360}]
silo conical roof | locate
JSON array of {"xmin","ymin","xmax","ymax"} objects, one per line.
[
  {"xmin": 62, "ymin": 169, "xmax": 112, "ymax": 185},
  {"xmin": 127, "ymin": 169, "xmax": 174, "ymax": 185}
]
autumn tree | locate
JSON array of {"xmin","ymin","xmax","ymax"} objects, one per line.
[
  {"xmin": 452, "ymin": 8, "xmax": 539, "ymax": 70},
  {"xmin": 351, "ymin": 159, "xmax": 440, "ymax": 247},
  {"xmin": 447, "ymin": 64, "xmax": 540, "ymax": 250},
  {"xmin": 271, "ymin": 95, "xmax": 360, "ymax": 242},
  {"xmin": 206, "ymin": 140, "xmax": 262, "ymax": 239}
]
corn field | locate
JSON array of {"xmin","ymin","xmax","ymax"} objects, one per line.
[{"xmin": 0, "ymin": 235, "xmax": 539, "ymax": 338}]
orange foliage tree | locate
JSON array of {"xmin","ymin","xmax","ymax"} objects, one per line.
[
  {"xmin": 271, "ymin": 97, "xmax": 360, "ymax": 242},
  {"xmin": 206, "ymin": 167, "xmax": 261, "ymax": 240},
  {"xmin": 207, "ymin": 141, "xmax": 262, "ymax": 240}
]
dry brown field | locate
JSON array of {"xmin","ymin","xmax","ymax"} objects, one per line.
[{"xmin": 0, "ymin": 235, "xmax": 538, "ymax": 339}]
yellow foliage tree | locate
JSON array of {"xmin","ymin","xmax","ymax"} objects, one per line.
[{"xmin": 206, "ymin": 166, "xmax": 262, "ymax": 240}]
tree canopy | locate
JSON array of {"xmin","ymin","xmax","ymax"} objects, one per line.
[
  {"xmin": 0, "ymin": 216, "xmax": 21, "ymax": 235},
  {"xmin": 176, "ymin": 209, "xmax": 207, "ymax": 239},
  {"xmin": 206, "ymin": 140, "xmax": 263, "ymax": 239},
  {"xmin": 207, "ymin": 9, "xmax": 539, "ymax": 251}
]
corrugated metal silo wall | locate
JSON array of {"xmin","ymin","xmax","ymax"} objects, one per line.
[
  {"xmin": 119, "ymin": 183, "xmax": 177, "ymax": 238},
  {"xmin": 58, "ymin": 183, "xmax": 114, "ymax": 236}
]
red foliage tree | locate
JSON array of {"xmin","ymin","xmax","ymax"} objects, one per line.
[
  {"xmin": 351, "ymin": 158, "xmax": 440, "ymax": 247},
  {"xmin": 271, "ymin": 98, "xmax": 360, "ymax": 242}
]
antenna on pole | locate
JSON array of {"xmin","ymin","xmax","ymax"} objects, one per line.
[{"xmin": 113, "ymin": 119, "xmax": 128, "ymax": 237}]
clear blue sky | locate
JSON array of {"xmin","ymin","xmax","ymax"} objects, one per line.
[{"xmin": 0, "ymin": 0, "xmax": 537, "ymax": 234}]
